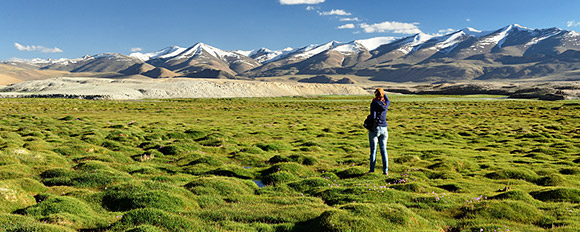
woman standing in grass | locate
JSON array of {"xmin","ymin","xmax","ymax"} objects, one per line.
[{"xmin": 368, "ymin": 88, "xmax": 390, "ymax": 175}]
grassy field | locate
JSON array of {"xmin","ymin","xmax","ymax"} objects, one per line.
[{"xmin": 0, "ymin": 95, "xmax": 579, "ymax": 231}]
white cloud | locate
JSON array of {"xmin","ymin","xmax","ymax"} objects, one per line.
[
  {"xmin": 359, "ymin": 21, "xmax": 422, "ymax": 34},
  {"xmin": 14, "ymin": 42, "xmax": 63, "ymax": 53},
  {"xmin": 306, "ymin": 6, "xmax": 316, "ymax": 11},
  {"xmin": 340, "ymin": 17, "xmax": 360, "ymax": 22},
  {"xmin": 131, "ymin": 47, "xmax": 143, "ymax": 52},
  {"xmin": 280, "ymin": 0, "xmax": 324, "ymax": 5},
  {"xmin": 337, "ymin": 24, "xmax": 355, "ymax": 29},
  {"xmin": 466, "ymin": 18, "xmax": 471, "ymax": 22},
  {"xmin": 319, "ymin": 9, "xmax": 351, "ymax": 16},
  {"xmin": 567, "ymin": 20, "xmax": 580, "ymax": 27}
]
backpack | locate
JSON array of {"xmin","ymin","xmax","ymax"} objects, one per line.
[{"xmin": 363, "ymin": 114, "xmax": 379, "ymax": 131}]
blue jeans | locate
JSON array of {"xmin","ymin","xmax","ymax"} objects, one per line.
[{"xmin": 369, "ymin": 126, "xmax": 388, "ymax": 173}]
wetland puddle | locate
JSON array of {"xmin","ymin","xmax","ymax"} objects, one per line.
[{"xmin": 252, "ymin": 180, "xmax": 266, "ymax": 188}]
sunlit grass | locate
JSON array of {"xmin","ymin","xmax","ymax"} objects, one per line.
[{"xmin": 0, "ymin": 95, "xmax": 579, "ymax": 231}]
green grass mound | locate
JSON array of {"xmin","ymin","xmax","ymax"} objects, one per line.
[
  {"xmin": 489, "ymin": 190, "xmax": 537, "ymax": 203},
  {"xmin": 183, "ymin": 129, "xmax": 209, "ymax": 140},
  {"xmin": 424, "ymin": 170, "xmax": 462, "ymax": 180},
  {"xmin": 427, "ymin": 158, "xmax": 478, "ymax": 172},
  {"xmin": 457, "ymin": 200, "xmax": 543, "ymax": 224},
  {"xmin": 1, "ymin": 150, "xmax": 68, "ymax": 168},
  {"xmin": 460, "ymin": 200, "xmax": 544, "ymax": 224},
  {"xmin": 185, "ymin": 155, "xmax": 226, "ymax": 166},
  {"xmin": 196, "ymin": 195, "xmax": 326, "ymax": 225},
  {"xmin": 261, "ymin": 162, "xmax": 315, "ymax": 185},
  {"xmin": 195, "ymin": 132, "xmax": 230, "ymax": 147},
  {"xmin": 437, "ymin": 183, "xmax": 462, "ymax": 192},
  {"xmin": 298, "ymin": 203, "xmax": 430, "ymax": 231},
  {"xmin": 255, "ymin": 141, "xmax": 291, "ymax": 151},
  {"xmin": 17, "ymin": 196, "xmax": 108, "ymax": 229},
  {"xmin": 40, "ymin": 164, "xmax": 131, "ymax": 188},
  {"xmin": 110, "ymin": 208, "xmax": 203, "ymax": 232},
  {"xmin": 125, "ymin": 224, "xmax": 163, "ymax": 232},
  {"xmin": 390, "ymin": 182, "xmax": 435, "ymax": 193},
  {"xmin": 559, "ymin": 167, "xmax": 580, "ymax": 175},
  {"xmin": 206, "ymin": 165, "xmax": 254, "ymax": 179},
  {"xmin": 53, "ymin": 143, "xmax": 100, "ymax": 158},
  {"xmin": 335, "ymin": 166, "xmax": 367, "ymax": 179},
  {"xmin": 0, "ymin": 164, "xmax": 33, "ymax": 179},
  {"xmin": 394, "ymin": 154, "xmax": 421, "ymax": 164},
  {"xmin": 268, "ymin": 154, "xmax": 317, "ymax": 165},
  {"xmin": 185, "ymin": 176, "xmax": 257, "ymax": 197},
  {"xmin": 530, "ymin": 188, "xmax": 580, "ymax": 203},
  {"xmin": 0, "ymin": 213, "xmax": 75, "ymax": 232},
  {"xmin": 0, "ymin": 178, "xmax": 46, "ymax": 213},
  {"xmin": 288, "ymin": 177, "xmax": 332, "ymax": 194},
  {"xmin": 535, "ymin": 173, "xmax": 566, "ymax": 186},
  {"xmin": 158, "ymin": 143, "xmax": 200, "ymax": 156},
  {"xmin": 314, "ymin": 187, "xmax": 365, "ymax": 206},
  {"xmin": 484, "ymin": 168, "xmax": 539, "ymax": 183},
  {"xmin": 102, "ymin": 181, "xmax": 197, "ymax": 212}
]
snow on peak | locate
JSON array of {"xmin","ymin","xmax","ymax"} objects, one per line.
[
  {"xmin": 479, "ymin": 25, "xmax": 516, "ymax": 48},
  {"xmin": 250, "ymin": 47, "xmax": 296, "ymax": 64},
  {"xmin": 333, "ymin": 42, "xmax": 363, "ymax": 54},
  {"xmin": 464, "ymin": 27, "xmax": 481, "ymax": 33},
  {"xmin": 293, "ymin": 41, "xmax": 343, "ymax": 59},
  {"xmin": 458, "ymin": 27, "xmax": 492, "ymax": 37},
  {"xmin": 354, "ymin": 37, "xmax": 398, "ymax": 51},
  {"xmin": 332, "ymin": 37, "xmax": 399, "ymax": 54},
  {"xmin": 93, "ymin": 53, "xmax": 117, "ymax": 59},
  {"xmin": 392, "ymin": 33, "xmax": 434, "ymax": 54},
  {"xmin": 249, "ymin": 48, "xmax": 273, "ymax": 57},
  {"xmin": 233, "ymin": 50, "xmax": 253, "ymax": 56},
  {"xmin": 171, "ymin": 42, "xmax": 240, "ymax": 61},
  {"xmin": 430, "ymin": 31, "xmax": 469, "ymax": 53},
  {"xmin": 130, "ymin": 46, "xmax": 186, "ymax": 61},
  {"xmin": 525, "ymin": 29, "xmax": 562, "ymax": 46},
  {"xmin": 405, "ymin": 33, "xmax": 433, "ymax": 47},
  {"xmin": 511, "ymin": 24, "xmax": 533, "ymax": 31},
  {"xmin": 7, "ymin": 58, "xmax": 55, "ymax": 66}
]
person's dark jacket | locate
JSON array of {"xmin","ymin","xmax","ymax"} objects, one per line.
[{"xmin": 370, "ymin": 96, "xmax": 390, "ymax": 127}]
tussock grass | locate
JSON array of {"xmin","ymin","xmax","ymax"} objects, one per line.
[{"xmin": 0, "ymin": 96, "xmax": 579, "ymax": 231}]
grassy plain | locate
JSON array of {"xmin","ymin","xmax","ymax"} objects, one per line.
[{"xmin": 0, "ymin": 95, "xmax": 579, "ymax": 231}]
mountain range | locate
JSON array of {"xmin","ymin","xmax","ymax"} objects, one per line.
[{"xmin": 3, "ymin": 24, "xmax": 580, "ymax": 83}]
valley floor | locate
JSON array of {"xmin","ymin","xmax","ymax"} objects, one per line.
[{"xmin": 0, "ymin": 95, "xmax": 579, "ymax": 231}]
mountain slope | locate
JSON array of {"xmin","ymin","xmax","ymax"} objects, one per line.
[
  {"xmin": 4, "ymin": 24, "xmax": 580, "ymax": 83},
  {"xmin": 146, "ymin": 43, "xmax": 261, "ymax": 78},
  {"xmin": 40, "ymin": 53, "xmax": 144, "ymax": 73}
]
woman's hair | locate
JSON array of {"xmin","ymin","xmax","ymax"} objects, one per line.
[{"xmin": 374, "ymin": 88, "xmax": 385, "ymax": 99}]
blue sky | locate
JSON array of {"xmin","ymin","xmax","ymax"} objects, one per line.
[{"xmin": 2, "ymin": 0, "xmax": 580, "ymax": 60}]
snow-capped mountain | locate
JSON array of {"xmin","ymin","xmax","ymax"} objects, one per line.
[
  {"xmin": 7, "ymin": 56, "xmax": 91, "ymax": 68},
  {"xmin": 146, "ymin": 42, "xmax": 261, "ymax": 78},
  {"xmin": 248, "ymin": 47, "xmax": 294, "ymax": 64},
  {"xmin": 130, "ymin": 46, "xmax": 186, "ymax": 61},
  {"xmin": 36, "ymin": 53, "xmax": 143, "ymax": 73},
  {"xmin": 4, "ymin": 24, "xmax": 580, "ymax": 82},
  {"xmin": 246, "ymin": 37, "xmax": 397, "ymax": 65}
]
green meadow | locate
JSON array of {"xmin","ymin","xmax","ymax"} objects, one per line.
[{"xmin": 0, "ymin": 95, "xmax": 579, "ymax": 231}]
